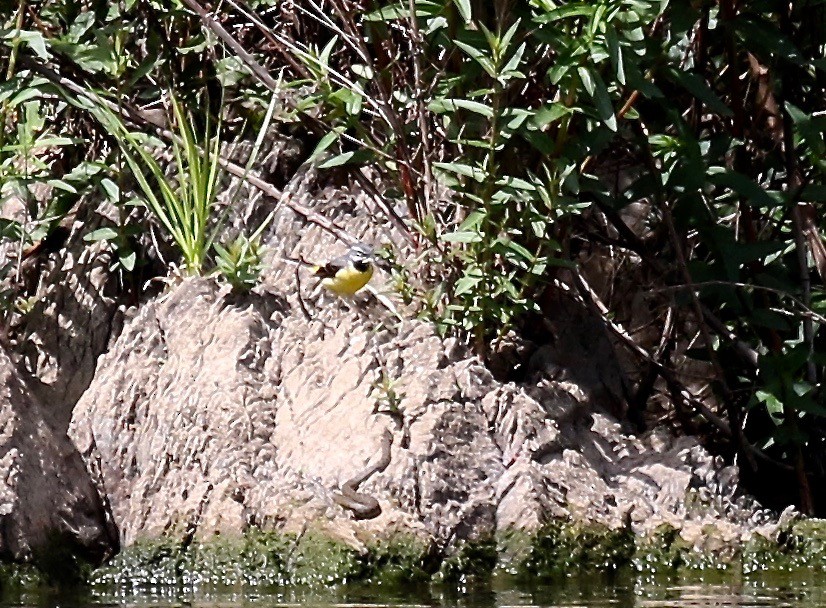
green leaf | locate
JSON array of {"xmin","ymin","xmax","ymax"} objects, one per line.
[
  {"xmin": 454, "ymin": 40, "xmax": 496, "ymax": 77},
  {"xmin": 428, "ymin": 98, "xmax": 494, "ymax": 118},
  {"xmin": 309, "ymin": 130, "xmax": 341, "ymax": 162},
  {"xmin": 364, "ymin": 3, "xmax": 409, "ymax": 20},
  {"xmin": 454, "ymin": 273, "xmax": 482, "ymax": 296},
  {"xmin": 496, "ymin": 176, "xmax": 537, "ymax": 191},
  {"xmin": 499, "ymin": 19, "xmax": 521, "ymax": 53},
  {"xmin": 317, "ymin": 149, "xmax": 373, "ymax": 168},
  {"xmin": 577, "ymin": 66, "xmax": 595, "ymax": 96},
  {"xmin": 364, "ymin": 1, "xmax": 443, "ymax": 20},
  {"xmin": 709, "ymin": 170, "xmax": 782, "ymax": 209},
  {"xmin": 668, "ymin": 68, "xmax": 733, "ymax": 117},
  {"xmin": 7, "ymin": 87, "xmax": 42, "ymax": 107},
  {"xmin": 100, "ymin": 178, "xmax": 119, "ymax": 201},
  {"xmin": 46, "ymin": 179, "xmax": 77, "ymax": 193},
  {"xmin": 433, "ymin": 161, "xmax": 486, "ymax": 182},
  {"xmin": 533, "ymin": 103, "xmax": 573, "ymax": 128},
  {"xmin": 606, "ymin": 26, "xmax": 625, "ymax": 85},
  {"xmin": 12, "ymin": 31, "xmax": 50, "ymax": 60},
  {"xmin": 442, "ymin": 231, "xmax": 483, "ymax": 243},
  {"xmin": 453, "ymin": 0, "xmax": 472, "ymax": 22},
  {"xmin": 547, "ymin": 62, "xmax": 573, "ymax": 85},
  {"xmin": 579, "ymin": 67, "xmax": 616, "ymax": 131},
  {"xmin": 352, "ymin": 64, "xmax": 374, "ymax": 79},
  {"xmin": 120, "ymin": 249, "xmax": 137, "ymax": 272},
  {"xmin": 503, "ymin": 239, "xmax": 534, "ymax": 261},
  {"xmin": 501, "ymin": 43, "xmax": 527, "ymax": 81},
  {"xmin": 534, "ymin": 4, "xmax": 594, "ymax": 23},
  {"xmin": 521, "ymin": 130, "xmax": 556, "ymax": 155},
  {"xmin": 756, "ymin": 390, "xmax": 784, "ymax": 425},
  {"xmin": 84, "ymin": 227, "xmax": 120, "ymax": 242},
  {"xmin": 458, "ymin": 210, "xmax": 486, "ymax": 231},
  {"xmin": 733, "ymin": 18, "xmax": 802, "ymax": 65}
]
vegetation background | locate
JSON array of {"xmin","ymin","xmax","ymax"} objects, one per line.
[{"xmin": 1, "ymin": 0, "xmax": 825, "ymax": 516}]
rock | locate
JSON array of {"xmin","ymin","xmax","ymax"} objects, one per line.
[
  {"xmin": 69, "ymin": 272, "xmax": 776, "ymax": 560},
  {"xmin": 0, "ymin": 348, "xmax": 117, "ymax": 565},
  {"xmin": 62, "ymin": 177, "xmax": 785, "ymax": 574},
  {"xmin": 0, "ymin": 204, "xmax": 123, "ymax": 433}
]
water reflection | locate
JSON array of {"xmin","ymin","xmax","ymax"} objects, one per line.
[{"xmin": 1, "ymin": 572, "xmax": 823, "ymax": 608}]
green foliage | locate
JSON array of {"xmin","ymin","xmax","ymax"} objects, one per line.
[
  {"xmin": 282, "ymin": 0, "xmax": 663, "ymax": 341},
  {"xmin": 371, "ymin": 370, "xmax": 405, "ymax": 415},
  {"xmin": 91, "ymin": 93, "xmax": 223, "ymax": 275},
  {"xmin": 270, "ymin": 0, "xmax": 826, "ymax": 504},
  {"xmin": 1, "ymin": 0, "xmax": 825, "ymax": 510},
  {"xmin": 213, "ymin": 233, "xmax": 265, "ymax": 291}
]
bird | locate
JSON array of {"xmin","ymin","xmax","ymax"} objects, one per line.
[{"xmin": 312, "ymin": 242, "xmax": 375, "ymax": 296}]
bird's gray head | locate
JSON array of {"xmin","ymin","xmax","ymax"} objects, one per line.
[
  {"xmin": 348, "ymin": 242, "xmax": 374, "ymax": 262},
  {"xmin": 347, "ymin": 242, "xmax": 374, "ymax": 272}
]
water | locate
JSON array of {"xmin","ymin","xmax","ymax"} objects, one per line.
[{"xmin": 2, "ymin": 572, "xmax": 824, "ymax": 608}]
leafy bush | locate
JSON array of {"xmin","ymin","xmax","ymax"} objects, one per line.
[{"xmin": 1, "ymin": 0, "xmax": 825, "ymax": 512}]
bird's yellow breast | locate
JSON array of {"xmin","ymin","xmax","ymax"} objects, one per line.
[{"xmin": 321, "ymin": 264, "xmax": 373, "ymax": 296}]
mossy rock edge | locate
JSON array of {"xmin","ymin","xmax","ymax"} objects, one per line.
[{"xmin": 4, "ymin": 519, "xmax": 826, "ymax": 594}]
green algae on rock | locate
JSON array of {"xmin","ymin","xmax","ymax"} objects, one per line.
[
  {"xmin": 90, "ymin": 530, "xmax": 435, "ymax": 589},
  {"xmin": 0, "ymin": 561, "xmax": 48, "ymax": 594},
  {"xmin": 436, "ymin": 538, "xmax": 498, "ymax": 583},
  {"xmin": 497, "ymin": 520, "xmax": 635, "ymax": 579},
  {"xmin": 4, "ymin": 518, "xmax": 826, "ymax": 596}
]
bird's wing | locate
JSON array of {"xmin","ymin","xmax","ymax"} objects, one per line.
[{"xmin": 313, "ymin": 253, "xmax": 350, "ymax": 279}]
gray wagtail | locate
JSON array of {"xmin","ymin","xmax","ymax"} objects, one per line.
[{"xmin": 312, "ymin": 242, "xmax": 375, "ymax": 296}]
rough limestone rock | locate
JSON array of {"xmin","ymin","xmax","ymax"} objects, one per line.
[
  {"xmin": 0, "ymin": 348, "xmax": 117, "ymax": 563},
  {"xmin": 0, "ymin": 203, "xmax": 123, "ymax": 433},
  {"xmin": 68, "ymin": 186, "xmax": 782, "ymax": 557}
]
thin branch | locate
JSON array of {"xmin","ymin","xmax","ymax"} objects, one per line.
[
  {"xmin": 651, "ymin": 280, "xmax": 826, "ymax": 325},
  {"xmin": 569, "ymin": 271, "xmax": 791, "ymax": 472},
  {"xmin": 224, "ymin": 0, "xmax": 314, "ymax": 80},
  {"xmin": 406, "ymin": 0, "xmax": 433, "ymax": 216},
  {"xmin": 179, "ymin": 0, "xmax": 282, "ymax": 90}
]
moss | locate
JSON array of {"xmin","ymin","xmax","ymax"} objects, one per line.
[
  {"xmin": 0, "ymin": 532, "xmax": 98, "ymax": 599},
  {"xmin": 508, "ymin": 520, "xmax": 635, "ymax": 579},
  {"xmin": 32, "ymin": 535, "xmax": 97, "ymax": 587},
  {"xmin": 287, "ymin": 532, "xmax": 365, "ymax": 586},
  {"xmin": 91, "ymin": 529, "xmax": 436, "ymax": 589},
  {"xmin": 435, "ymin": 538, "xmax": 497, "ymax": 583},
  {"xmin": 630, "ymin": 519, "xmax": 826, "ymax": 575},
  {"xmin": 280, "ymin": 531, "xmax": 435, "ymax": 586},
  {"xmin": 360, "ymin": 535, "xmax": 435, "ymax": 585},
  {"xmin": 740, "ymin": 519, "xmax": 826, "ymax": 573},
  {"xmin": 0, "ymin": 561, "xmax": 47, "ymax": 594},
  {"xmin": 495, "ymin": 528, "xmax": 534, "ymax": 576},
  {"xmin": 91, "ymin": 532, "xmax": 294, "ymax": 588},
  {"xmin": 91, "ymin": 537, "xmax": 185, "ymax": 587},
  {"xmin": 83, "ymin": 517, "xmax": 826, "ymax": 591},
  {"xmin": 632, "ymin": 524, "xmax": 691, "ymax": 571}
]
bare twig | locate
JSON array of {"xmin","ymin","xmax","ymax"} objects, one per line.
[
  {"xmin": 294, "ymin": 262, "xmax": 313, "ymax": 320},
  {"xmin": 569, "ymin": 271, "xmax": 792, "ymax": 472},
  {"xmin": 179, "ymin": 0, "xmax": 282, "ymax": 90},
  {"xmin": 651, "ymin": 280, "xmax": 826, "ymax": 325},
  {"xmin": 406, "ymin": 0, "xmax": 433, "ymax": 216},
  {"xmin": 776, "ymin": 5, "xmax": 816, "ymax": 511},
  {"xmin": 224, "ymin": 0, "xmax": 314, "ymax": 79}
]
